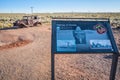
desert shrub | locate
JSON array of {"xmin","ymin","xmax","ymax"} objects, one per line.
[
  {"xmin": 0, "ymin": 22, "xmax": 3, "ymax": 28},
  {"xmin": 7, "ymin": 23, "xmax": 13, "ymax": 27}
]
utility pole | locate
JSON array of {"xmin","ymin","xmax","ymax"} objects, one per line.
[
  {"xmin": 72, "ymin": 11, "xmax": 74, "ymax": 17},
  {"xmin": 30, "ymin": 7, "xmax": 34, "ymax": 14}
]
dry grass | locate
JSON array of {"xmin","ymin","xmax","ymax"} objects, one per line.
[{"xmin": 0, "ymin": 13, "xmax": 120, "ymax": 27}]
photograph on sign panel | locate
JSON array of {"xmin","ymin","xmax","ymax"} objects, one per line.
[
  {"xmin": 90, "ymin": 40, "xmax": 112, "ymax": 49},
  {"xmin": 56, "ymin": 23, "xmax": 113, "ymax": 52}
]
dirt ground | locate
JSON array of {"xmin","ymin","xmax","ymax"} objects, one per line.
[{"xmin": 0, "ymin": 25, "xmax": 120, "ymax": 80}]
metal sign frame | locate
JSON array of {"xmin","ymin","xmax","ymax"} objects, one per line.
[{"xmin": 51, "ymin": 18, "xmax": 119, "ymax": 80}]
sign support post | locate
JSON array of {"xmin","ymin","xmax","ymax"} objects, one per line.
[
  {"xmin": 110, "ymin": 53, "xmax": 119, "ymax": 80},
  {"xmin": 51, "ymin": 53, "xmax": 55, "ymax": 80}
]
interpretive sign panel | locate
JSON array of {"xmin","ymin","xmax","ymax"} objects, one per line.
[{"xmin": 52, "ymin": 18, "xmax": 118, "ymax": 53}]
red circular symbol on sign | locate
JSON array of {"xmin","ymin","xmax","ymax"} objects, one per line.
[{"xmin": 94, "ymin": 24, "xmax": 106, "ymax": 34}]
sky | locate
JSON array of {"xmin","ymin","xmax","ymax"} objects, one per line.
[{"xmin": 0, "ymin": 0, "xmax": 120, "ymax": 13}]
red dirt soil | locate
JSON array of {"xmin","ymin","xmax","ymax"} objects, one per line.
[
  {"xmin": 0, "ymin": 40, "xmax": 32, "ymax": 50},
  {"xmin": 0, "ymin": 26, "xmax": 120, "ymax": 80}
]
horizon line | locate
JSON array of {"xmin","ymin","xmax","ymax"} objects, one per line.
[{"xmin": 0, "ymin": 12, "xmax": 120, "ymax": 14}]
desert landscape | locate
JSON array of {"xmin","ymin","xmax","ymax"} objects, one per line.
[{"xmin": 0, "ymin": 13, "xmax": 120, "ymax": 80}]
